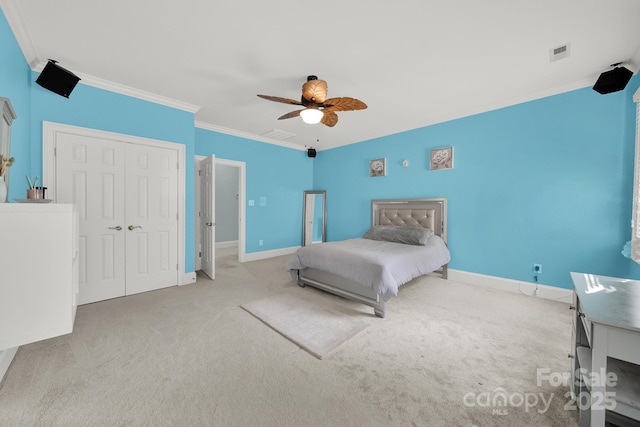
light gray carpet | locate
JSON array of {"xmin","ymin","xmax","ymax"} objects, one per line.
[
  {"xmin": 0, "ymin": 250, "xmax": 578, "ymax": 426},
  {"xmin": 241, "ymin": 287, "xmax": 371, "ymax": 359}
]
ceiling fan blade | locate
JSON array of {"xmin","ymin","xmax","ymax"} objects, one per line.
[
  {"xmin": 302, "ymin": 79, "xmax": 328, "ymax": 103},
  {"xmin": 322, "ymin": 97, "xmax": 367, "ymax": 111},
  {"xmin": 278, "ymin": 110, "xmax": 303, "ymax": 120},
  {"xmin": 257, "ymin": 95, "xmax": 303, "ymax": 105},
  {"xmin": 321, "ymin": 111, "xmax": 338, "ymax": 127}
]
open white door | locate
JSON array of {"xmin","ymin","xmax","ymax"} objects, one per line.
[{"xmin": 200, "ymin": 155, "xmax": 215, "ymax": 279}]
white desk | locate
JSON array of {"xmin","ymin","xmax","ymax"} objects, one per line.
[{"xmin": 570, "ymin": 272, "xmax": 640, "ymax": 427}]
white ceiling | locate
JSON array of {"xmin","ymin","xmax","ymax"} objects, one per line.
[{"xmin": 2, "ymin": 0, "xmax": 640, "ymax": 150}]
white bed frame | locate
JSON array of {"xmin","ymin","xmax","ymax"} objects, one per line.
[{"xmin": 296, "ymin": 198, "xmax": 448, "ymax": 317}]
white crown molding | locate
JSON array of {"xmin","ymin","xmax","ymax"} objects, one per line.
[
  {"xmin": 4, "ymin": 0, "xmax": 635, "ymax": 149},
  {"xmin": 32, "ymin": 59, "xmax": 201, "ymax": 114},
  {"xmin": 0, "ymin": 2, "xmax": 201, "ymax": 115},
  {"xmin": 75, "ymin": 70, "xmax": 201, "ymax": 113},
  {"xmin": 195, "ymin": 121, "xmax": 306, "ymax": 151},
  {"xmin": 629, "ymin": 43, "xmax": 640, "ymax": 75},
  {"xmin": 337, "ymin": 77, "xmax": 597, "ymax": 151},
  {"xmin": 0, "ymin": 0, "xmax": 40, "ymax": 68}
]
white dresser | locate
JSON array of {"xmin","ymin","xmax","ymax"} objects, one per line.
[
  {"xmin": 570, "ymin": 272, "xmax": 640, "ymax": 427},
  {"xmin": 0, "ymin": 203, "xmax": 78, "ymax": 356}
]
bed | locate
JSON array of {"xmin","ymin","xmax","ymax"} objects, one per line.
[{"xmin": 287, "ymin": 198, "xmax": 450, "ymax": 317}]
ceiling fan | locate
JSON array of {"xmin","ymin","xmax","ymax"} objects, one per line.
[{"xmin": 257, "ymin": 75, "xmax": 367, "ymax": 127}]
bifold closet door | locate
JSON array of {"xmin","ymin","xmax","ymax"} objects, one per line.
[{"xmin": 56, "ymin": 134, "xmax": 179, "ymax": 304}]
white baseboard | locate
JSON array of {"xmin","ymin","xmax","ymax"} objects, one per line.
[
  {"xmin": 243, "ymin": 246, "xmax": 299, "ymax": 262},
  {"xmin": 213, "ymin": 245, "xmax": 573, "ymax": 303},
  {"xmin": 0, "ymin": 347, "xmax": 18, "ymax": 385},
  {"xmin": 448, "ymin": 269, "xmax": 573, "ymax": 304},
  {"xmin": 181, "ymin": 272, "xmax": 197, "ymax": 285},
  {"xmin": 216, "ymin": 240, "xmax": 238, "ymax": 249}
]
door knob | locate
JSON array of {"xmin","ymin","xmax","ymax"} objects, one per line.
[
  {"xmin": 128, "ymin": 225, "xmax": 142, "ymax": 231},
  {"xmin": 108, "ymin": 226, "xmax": 123, "ymax": 231},
  {"xmin": 206, "ymin": 222, "xmax": 215, "ymax": 227}
]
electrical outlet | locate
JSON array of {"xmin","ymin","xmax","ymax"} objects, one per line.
[
  {"xmin": 259, "ymin": 240, "xmax": 263, "ymax": 246},
  {"xmin": 533, "ymin": 263, "xmax": 542, "ymax": 275}
]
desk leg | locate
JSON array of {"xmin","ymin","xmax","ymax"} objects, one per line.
[{"xmin": 590, "ymin": 325, "xmax": 607, "ymax": 427}]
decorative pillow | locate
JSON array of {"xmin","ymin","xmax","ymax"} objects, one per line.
[{"xmin": 362, "ymin": 225, "xmax": 433, "ymax": 246}]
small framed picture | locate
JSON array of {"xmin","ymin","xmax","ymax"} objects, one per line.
[
  {"xmin": 369, "ymin": 158, "xmax": 386, "ymax": 177},
  {"xmin": 429, "ymin": 146, "xmax": 454, "ymax": 170}
]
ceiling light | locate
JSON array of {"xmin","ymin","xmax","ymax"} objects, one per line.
[{"xmin": 300, "ymin": 108, "xmax": 323, "ymax": 124}]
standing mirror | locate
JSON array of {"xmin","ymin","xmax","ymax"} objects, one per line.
[{"xmin": 303, "ymin": 190, "xmax": 326, "ymax": 246}]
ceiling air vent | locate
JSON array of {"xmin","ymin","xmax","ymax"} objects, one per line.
[
  {"xmin": 549, "ymin": 43, "xmax": 571, "ymax": 62},
  {"xmin": 260, "ymin": 129, "xmax": 296, "ymax": 140}
]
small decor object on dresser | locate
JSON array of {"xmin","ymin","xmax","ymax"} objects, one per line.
[
  {"xmin": 429, "ymin": 146, "xmax": 453, "ymax": 170},
  {"xmin": 369, "ymin": 158, "xmax": 386, "ymax": 177},
  {"xmin": 0, "ymin": 176, "xmax": 6, "ymax": 203},
  {"xmin": 0, "ymin": 154, "xmax": 14, "ymax": 203}
]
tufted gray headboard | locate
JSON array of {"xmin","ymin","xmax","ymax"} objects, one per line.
[{"xmin": 371, "ymin": 198, "xmax": 447, "ymax": 244}]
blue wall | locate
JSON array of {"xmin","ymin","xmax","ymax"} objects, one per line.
[
  {"xmin": 29, "ymin": 75, "xmax": 197, "ymax": 272},
  {"xmin": 4, "ymin": 5, "xmax": 640, "ymax": 289},
  {"xmin": 195, "ymin": 128, "xmax": 313, "ymax": 252},
  {"xmin": 0, "ymin": 9, "xmax": 31, "ymax": 201},
  {"xmin": 0, "ymin": 8, "xmax": 197, "ymax": 273},
  {"xmin": 314, "ymin": 81, "xmax": 640, "ymax": 290}
]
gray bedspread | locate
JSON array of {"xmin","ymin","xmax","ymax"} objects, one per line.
[{"xmin": 287, "ymin": 235, "xmax": 451, "ymax": 301}]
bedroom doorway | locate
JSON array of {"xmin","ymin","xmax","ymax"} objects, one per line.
[{"xmin": 194, "ymin": 156, "xmax": 246, "ymax": 277}]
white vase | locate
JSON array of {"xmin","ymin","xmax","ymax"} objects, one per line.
[{"xmin": 0, "ymin": 176, "xmax": 7, "ymax": 203}]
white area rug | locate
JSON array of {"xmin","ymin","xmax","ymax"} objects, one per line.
[{"xmin": 241, "ymin": 288, "xmax": 371, "ymax": 359}]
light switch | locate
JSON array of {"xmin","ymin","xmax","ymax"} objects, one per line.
[
  {"xmin": 248, "ymin": 200, "xmax": 255, "ymax": 206},
  {"xmin": 260, "ymin": 196, "xmax": 267, "ymax": 206}
]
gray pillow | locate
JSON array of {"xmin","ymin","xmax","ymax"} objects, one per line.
[{"xmin": 362, "ymin": 225, "xmax": 433, "ymax": 246}]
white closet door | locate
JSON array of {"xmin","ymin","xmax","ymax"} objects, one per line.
[
  {"xmin": 124, "ymin": 143, "xmax": 179, "ymax": 295},
  {"xmin": 55, "ymin": 133, "xmax": 126, "ymax": 304}
]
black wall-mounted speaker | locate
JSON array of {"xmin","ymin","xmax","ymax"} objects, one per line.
[
  {"xmin": 36, "ymin": 60, "xmax": 81, "ymax": 98},
  {"xmin": 307, "ymin": 148, "xmax": 317, "ymax": 158},
  {"xmin": 592, "ymin": 66, "xmax": 633, "ymax": 95}
]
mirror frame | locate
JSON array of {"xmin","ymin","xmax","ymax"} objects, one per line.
[
  {"xmin": 302, "ymin": 190, "xmax": 326, "ymax": 246},
  {"xmin": 0, "ymin": 97, "xmax": 16, "ymax": 185}
]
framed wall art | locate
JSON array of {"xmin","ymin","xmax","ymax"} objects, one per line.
[
  {"xmin": 369, "ymin": 158, "xmax": 386, "ymax": 177},
  {"xmin": 429, "ymin": 146, "xmax": 453, "ymax": 170}
]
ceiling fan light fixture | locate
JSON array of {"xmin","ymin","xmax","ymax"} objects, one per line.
[{"xmin": 300, "ymin": 108, "xmax": 324, "ymax": 124}]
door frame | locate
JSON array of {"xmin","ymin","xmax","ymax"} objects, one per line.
[
  {"xmin": 194, "ymin": 155, "xmax": 246, "ymax": 267},
  {"xmin": 42, "ymin": 121, "xmax": 188, "ymax": 285}
]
